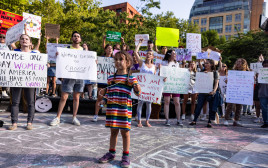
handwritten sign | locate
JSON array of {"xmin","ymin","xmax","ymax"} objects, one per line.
[
  {"xmin": 194, "ymin": 72, "xmax": 213, "ymax": 93},
  {"xmin": 106, "ymin": 31, "xmax": 121, "ymax": 42},
  {"xmin": 138, "ymin": 51, "xmax": 164, "ymax": 65},
  {"xmin": 0, "ymin": 9, "xmax": 23, "ymax": 35},
  {"xmin": 226, "ymin": 71, "xmax": 254, "ymax": 105},
  {"xmin": 175, "ymin": 48, "xmax": 192, "ymax": 61},
  {"xmin": 250, "ymin": 63, "xmax": 263, "ymax": 73},
  {"xmin": 135, "ymin": 34, "xmax": 149, "ymax": 46},
  {"xmin": 0, "ymin": 50, "xmax": 47, "ymax": 88},
  {"xmin": 56, "ymin": 47, "xmax": 97, "ymax": 80},
  {"xmin": 186, "ymin": 33, "xmax": 201, "ymax": 56},
  {"xmin": 160, "ymin": 66, "xmax": 190, "ymax": 94},
  {"xmin": 131, "ymin": 73, "xmax": 164, "ymax": 104},
  {"xmin": 197, "ymin": 52, "xmax": 209, "ymax": 59},
  {"xmin": 219, "ymin": 76, "xmax": 227, "ymax": 95},
  {"xmin": 45, "ymin": 23, "xmax": 60, "ymax": 38},
  {"xmin": 46, "ymin": 43, "xmax": 70, "ymax": 62},
  {"xmin": 5, "ymin": 20, "xmax": 26, "ymax": 45},
  {"xmin": 156, "ymin": 27, "xmax": 179, "ymax": 47},
  {"xmin": 209, "ymin": 51, "xmax": 221, "ymax": 61},
  {"xmin": 258, "ymin": 68, "xmax": 268, "ymax": 83},
  {"xmin": 23, "ymin": 12, "xmax": 41, "ymax": 39},
  {"xmin": 97, "ymin": 57, "xmax": 116, "ymax": 84}
]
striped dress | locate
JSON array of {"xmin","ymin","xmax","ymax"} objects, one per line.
[{"xmin": 104, "ymin": 74, "xmax": 138, "ymax": 130}]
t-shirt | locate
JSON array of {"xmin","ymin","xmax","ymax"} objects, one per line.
[
  {"xmin": 258, "ymin": 84, "xmax": 268, "ymax": 98},
  {"xmin": 0, "ymin": 43, "xmax": 9, "ymax": 50},
  {"xmin": 14, "ymin": 49, "xmax": 36, "ymax": 53},
  {"xmin": 67, "ymin": 45, "xmax": 83, "ymax": 50}
]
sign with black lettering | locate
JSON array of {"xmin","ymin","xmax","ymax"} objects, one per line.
[
  {"xmin": 97, "ymin": 57, "xmax": 116, "ymax": 84},
  {"xmin": 0, "ymin": 50, "xmax": 47, "ymax": 88},
  {"xmin": 56, "ymin": 47, "xmax": 97, "ymax": 80}
]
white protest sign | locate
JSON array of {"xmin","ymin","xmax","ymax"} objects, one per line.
[
  {"xmin": 209, "ymin": 51, "xmax": 221, "ymax": 61},
  {"xmin": 250, "ymin": 63, "xmax": 263, "ymax": 73},
  {"xmin": 219, "ymin": 76, "xmax": 227, "ymax": 96},
  {"xmin": 5, "ymin": 20, "xmax": 26, "ymax": 45},
  {"xmin": 258, "ymin": 68, "xmax": 268, "ymax": 84},
  {"xmin": 226, "ymin": 70, "xmax": 254, "ymax": 105},
  {"xmin": 97, "ymin": 57, "xmax": 116, "ymax": 84},
  {"xmin": 175, "ymin": 48, "xmax": 192, "ymax": 61},
  {"xmin": 197, "ymin": 52, "xmax": 209, "ymax": 59},
  {"xmin": 160, "ymin": 66, "xmax": 190, "ymax": 94},
  {"xmin": 135, "ymin": 34, "xmax": 149, "ymax": 46},
  {"xmin": 23, "ymin": 12, "xmax": 42, "ymax": 39},
  {"xmin": 46, "ymin": 43, "xmax": 70, "ymax": 62},
  {"xmin": 186, "ymin": 33, "xmax": 201, "ymax": 56},
  {"xmin": 194, "ymin": 72, "xmax": 214, "ymax": 93},
  {"xmin": 0, "ymin": 50, "xmax": 47, "ymax": 88},
  {"xmin": 131, "ymin": 73, "xmax": 164, "ymax": 104},
  {"xmin": 56, "ymin": 47, "xmax": 97, "ymax": 80}
]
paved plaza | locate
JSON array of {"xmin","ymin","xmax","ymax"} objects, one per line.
[{"xmin": 0, "ymin": 110, "xmax": 268, "ymax": 168}]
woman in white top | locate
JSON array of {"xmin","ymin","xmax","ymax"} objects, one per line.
[
  {"xmin": 160, "ymin": 49, "xmax": 182, "ymax": 126},
  {"xmin": 134, "ymin": 39, "xmax": 156, "ymax": 127}
]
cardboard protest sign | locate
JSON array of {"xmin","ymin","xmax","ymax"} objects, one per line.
[
  {"xmin": 160, "ymin": 66, "xmax": 190, "ymax": 94},
  {"xmin": 250, "ymin": 62, "xmax": 263, "ymax": 73},
  {"xmin": 45, "ymin": 23, "xmax": 60, "ymax": 38},
  {"xmin": 56, "ymin": 47, "xmax": 97, "ymax": 80},
  {"xmin": 194, "ymin": 72, "xmax": 213, "ymax": 93},
  {"xmin": 23, "ymin": 12, "xmax": 41, "ymax": 39},
  {"xmin": 226, "ymin": 71, "xmax": 254, "ymax": 105},
  {"xmin": 135, "ymin": 34, "xmax": 149, "ymax": 46},
  {"xmin": 197, "ymin": 52, "xmax": 209, "ymax": 59},
  {"xmin": 209, "ymin": 51, "xmax": 221, "ymax": 61},
  {"xmin": 131, "ymin": 73, "xmax": 164, "ymax": 104},
  {"xmin": 5, "ymin": 20, "xmax": 26, "ymax": 45},
  {"xmin": 175, "ymin": 48, "xmax": 192, "ymax": 61},
  {"xmin": 156, "ymin": 27, "xmax": 179, "ymax": 47},
  {"xmin": 0, "ymin": 9, "xmax": 23, "ymax": 35},
  {"xmin": 106, "ymin": 31, "xmax": 121, "ymax": 42},
  {"xmin": 46, "ymin": 43, "xmax": 70, "ymax": 62},
  {"xmin": 97, "ymin": 56, "xmax": 116, "ymax": 84},
  {"xmin": 258, "ymin": 68, "xmax": 268, "ymax": 84},
  {"xmin": 0, "ymin": 50, "xmax": 47, "ymax": 88},
  {"xmin": 186, "ymin": 33, "xmax": 201, "ymax": 56}
]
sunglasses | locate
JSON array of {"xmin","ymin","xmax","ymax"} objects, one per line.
[{"xmin": 0, "ymin": 36, "xmax": 5, "ymax": 39}]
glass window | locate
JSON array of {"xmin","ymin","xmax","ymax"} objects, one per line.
[
  {"xmin": 225, "ymin": 35, "xmax": 231, "ymax": 40},
  {"xmin": 234, "ymin": 24, "xmax": 241, "ymax": 31},
  {"xmin": 235, "ymin": 13, "xmax": 241, "ymax": 22},
  {"xmin": 226, "ymin": 15, "xmax": 232, "ymax": 23},
  {"xmin": 201, "ymin": 27, "xmax": 207, "ymax": 32},
  {"xmin": 225, "ymin": 25, "xmax": 232, "ymax": 33},
  {"xmin": 116, "ymin": 8, "xmax": 122, "ymax": 13},
  {"xmin": 194, "ymin": 19, "xmax": 199, "ymax": 25},
  {"xmin": 209, "ymin": 16, "xmax": 223, "ymax": 33},
  {"xmin": 201, "ymin": 18, "xmax": 207, "ymax": 25}
]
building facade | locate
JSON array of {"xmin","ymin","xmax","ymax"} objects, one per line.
[
  {"xmin": 189, "ymin": 0, "xmax": 266, "ymax": 40},
  {"xmin": 102, "ymin": 2, "xmax": 141, "ymax": 19}
]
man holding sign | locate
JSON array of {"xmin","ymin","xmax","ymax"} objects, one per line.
[{"xmin": 50, "ymin": 31, "xmax": 85, "ymax": 127}]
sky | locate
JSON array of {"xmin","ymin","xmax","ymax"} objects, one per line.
[{"xmin": 100, "ymin": 0, "xmax": 268, "ymax": 19}]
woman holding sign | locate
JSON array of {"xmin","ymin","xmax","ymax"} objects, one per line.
[
  {"xmin": 160, "ymin": 49, "xmax": 183, "ymax": 126},
  {"xmin": 134, "ymin": 39, "xmax": 156, "ymax": 127},
  {"xmin": 8, "ymin": 34, "xmax": 36, "ymax": 130},
  {"xmin": 189, "ymin": 59, "xmax": 219, "ymax": 128}
]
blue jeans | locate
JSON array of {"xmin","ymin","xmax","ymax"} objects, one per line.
[
  {"xmin": 193, "ymin": 93, "xmax": 216, "ymax": 123},
  {"xmin": 259, "ymin": 97, "xmax": 268, "ymax": 124}
]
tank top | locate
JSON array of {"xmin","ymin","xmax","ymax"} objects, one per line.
[{"xmin": 140, "ymin": 62, "xmax": 155, "ymax": 74}]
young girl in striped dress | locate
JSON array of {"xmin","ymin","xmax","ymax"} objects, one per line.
[{"xmin": 98, "ymin": 51, "xmax": 141, "ymax": 168}]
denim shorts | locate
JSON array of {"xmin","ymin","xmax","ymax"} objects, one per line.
[
  {"xmin": 47, "ymin": 67, "xmax": 56, "ymax": 77},
  {"xmin": 84, "ymin": 80, "xmax": 97, "ymax": 85},
  {"xmin": 62, "ymin": 79, "xmax": 84, "ymax": 93}
]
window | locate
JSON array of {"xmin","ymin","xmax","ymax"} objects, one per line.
[
  {"xmin": 235, "ymin": 13, "xmax": 241, "ymax": 22},
  {"xmin": 225, "ymin": 35, "xmax": 231, "ymax": 40},
  {"xmin": 201, "ymin": 18, "xmax": 207, "ymax": 25},
  {"xmin": 209, "ymin": 16, "xmax": 223, "ymax": 33},
  {"xmin": 201, "ymin": 27, "xmax": 207, "ymax": 32},
  {"xmin": 234, "ymin": 24, "xmax": 241, "ymax": 31},
  {"xmin": 130, "ymin": 10, "xmax": 133, "ymax": 16},
  {"xmin": 116, "ymin": 8, "xmax": 122, "ymax": 13},
  {"xmin": 226, "ymin": 15, "xmax": 232, "ymax": 23},
  {"xmin": 194, "ymin": 19, "xmax": 199, "ymax": 25},
  {"xmin": 225, "ymin": 25, "xmax": 232, "ymax": 33}
]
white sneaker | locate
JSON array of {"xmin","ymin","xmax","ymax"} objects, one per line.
[
  {"xmin": 165, "ymin": 120, "xmax": 171, "ymax": 126},
  {"xmin": 181, "ymin": 114, "xmax": 186, "ymax": 120},
  {"xmin": 92, "ymin": 115, "xmax": 98, "ymax": 122},
  {"xmin": 177, "ymin": 120, "xmax": 183, "ymax": 126},
  {"xmin": 50, "ymin": 117, "xmax": 60, "ymax": 126},
  {"xmin": 201, "ymin": 115, "xmax": 206, "ymax": 121},
  {"xmin": 223, "ymin": 120, "xmax": 229, "ymax": 126},
  {"xmin": 72, "ymin": 117, "xmax": 80, "ymax": 126},
  {"xmin": 191, "ymin": 114, "xmax": 194, "ymax": 121},
  {"xmin": 254, "ymin": 118, "xmax": 260, "ymax": 123},
  {"xmin": 2, "ymin": 91, "xmax": 9, "ymax": 98}
]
